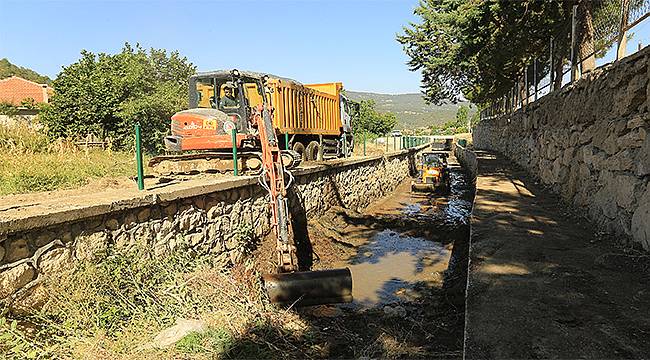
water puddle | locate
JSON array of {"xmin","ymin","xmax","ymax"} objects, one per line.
[
  {"xmin": 348, "ymin": 229, "xmax": 451, "ymax": 306},
  {"xmin": 343, "ymin": 165, "xmax": 474, "ymax": 308}
]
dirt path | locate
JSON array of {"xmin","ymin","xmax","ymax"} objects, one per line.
[
  {"xmin": 465, "ymin": 150, "xmax": 650, "ymax": 359},
  {"xmin": 253, "ymin": 160, "xmax": 474, "ymax": 359}
]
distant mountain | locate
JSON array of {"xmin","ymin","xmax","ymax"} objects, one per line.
[
  {"xmin": 344, "ymin": 90, "xmax": 471, "ymax": 130},
  {"xmin": 0, "ymin": 58, "xmax": 51, "ymax": 84}
]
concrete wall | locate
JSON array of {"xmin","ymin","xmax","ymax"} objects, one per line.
[
  {"xmin": 473, "ymin": 47, "xmax": 650, "ymax": 250},
  {"xmin": 0, "ymin": 148, "xmax": 422, "ymax": 314}
]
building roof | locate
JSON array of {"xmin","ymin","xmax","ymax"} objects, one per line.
[{"xmin": 0, "ymin": 76, "xmax": 53, "ymax": 106}]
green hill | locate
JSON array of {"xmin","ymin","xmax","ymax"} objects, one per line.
[
  {"xmin": 0, "ymin": 58, "xmax": 51, "ymax": 84},
  {"xmin": 344, "ymin": 90, "xmax": 471, "ymax": 130}
]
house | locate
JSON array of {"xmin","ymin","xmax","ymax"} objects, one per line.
[{"xmin": 0, "ymin": 76, "xmax": 53, "ymax": 106}]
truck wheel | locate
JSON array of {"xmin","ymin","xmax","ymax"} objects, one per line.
[
  {"xmin": 306, "ymin": 141, "xmax": 321, "ymax": 161},
  {"xmin": 292, "ymin": 142, "xmax": 306, "ymax": 161}
]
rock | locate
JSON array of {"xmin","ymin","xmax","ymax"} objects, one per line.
[
  {"xmin": 602, "ymin": 150, "xmax": 634, "ymax": 171},
  {"xmin": 617, "ymin": 127, "xmax": 646, "ymax": 148},
  {"xmin": 0, "ymin": 242, "xmax": 4, "ymax": 263},
  {"xmin": 74, "ymin": 231, "xmax": 109, "ymax": 262},
  {"xmin": 137, "ymin": 208, "xmax": 151, "ymax": 222},
  {"xmin": 631, "ymin": 188, "xmax": 650, "ymax": 250},
  {"xmin": 0, "ymin": 264, "xmax": 35, "ymax": 299},
  {"xmin": 614, "ymin": 175, "xmax": 640, "ymax": 209},
  {"xmin": 38, "ymin": 247, "xmax": 73, "ymax": 274},
  {"xmin": 185, "ymin": 233, "xmax": 204, "ymax": 247},
  {"xmin": 4, "ymin": 238, "xmax": 31, "ymax": 263},
  {"xmin": 163, "ymin": 203, "xmax": 177, "ymax": 216},
  {"xmin": 627, "ymin": 115, "xmax": 647, "ymax": 129},
  {"xmin": 144, "ymin": 318, "xmax": 207, "ymax": 349},
  {"xmin": 34, "ymin": 231, "xmax": 55, "ymax": 247},
  {"xmin": 105, "ymin": 218, "xmax": 120, "ymax": 231},
  {"xmin": 637, "ymin": 136, "xmax": 650, "ymax": 176},
  {"xmin": 10, "ymin": 282, "xmax": 48, "ymax": 315}
]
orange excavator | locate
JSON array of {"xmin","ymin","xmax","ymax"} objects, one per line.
[{"xmin": 252, "ymin": 77, "xmax": 352, "ymax": 306}]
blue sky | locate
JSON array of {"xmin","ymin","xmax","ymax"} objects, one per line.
[{"xmin": 0, "ymin": 0, "xmax": 423, "ymax": 94}]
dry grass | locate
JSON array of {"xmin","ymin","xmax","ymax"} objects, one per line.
[
  {"xmin": 0, "ymin": 124, "xmax": 141, "ymax": 195},
  {"xmin": 0, "ymin": 248, "xmax": 314, "ymax": 360}
]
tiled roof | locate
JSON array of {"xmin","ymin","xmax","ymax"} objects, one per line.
[{"xmin": 0, "ymin": 76, "xmax": 53, "ymax": 106}]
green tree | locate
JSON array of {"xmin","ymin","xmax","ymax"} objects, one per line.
[
  {"xmin": 396, "ymin": 0, "xmax": 623, "ymax": 105},
  {"xmin": 39, "ymin": 43, "xmax": 195, "ymax": 153},
  {"xmin": 356, "ymin": 99, "xmax": 397, "ymax": 135}
]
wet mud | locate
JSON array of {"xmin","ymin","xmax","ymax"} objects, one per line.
[{"xmin": 297, "ymin": 161, "xmax": 475, "ymax": 358}]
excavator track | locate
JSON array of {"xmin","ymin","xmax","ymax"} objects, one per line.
[{"xmin": 148, "ymin": 150, "xmax": 302, "ymax": 176}]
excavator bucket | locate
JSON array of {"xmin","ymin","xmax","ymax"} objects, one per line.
[{"xmin": 262, "ymin": 268, "xmax": 353, "ymax": 306}]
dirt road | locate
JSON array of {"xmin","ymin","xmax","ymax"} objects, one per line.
[{"xmin": 465, "ymin": 150, "xmax": 650, "ymax": 359}]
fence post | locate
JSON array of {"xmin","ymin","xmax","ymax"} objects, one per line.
[
  {"xmin": 363, "ymin": 131, "xmax": 366, "ymax": 156},
  {"xmin": 524, "ymin": 65, "xmax": 529, "ymax": 108},
  {"xmin": 549, "ymin": 37, "xmax": 555, "ymax": 92},
  {"xmin": 571, "ymin": 4, "xmax": 579, "ymax": 82},
  {"xmin": 231, "ymin": 128, "xmax": 238, "ymax": 176},
  {"xmin": 285, "ymin": 132, "xmax": 290, "ymax": 151},
  {"xmin": 617, "ymin": 0, "xmax": 630, "ymax": 60},
  {"xmin": 134, "ymin": 123, "xmax": 145, "ymax": 191},
  {"xmin": 386, "ymin": 133, "xmax": 389, "ymax": 152},
  {"xmin": 533, "ymin": 59, "xmax": 538, "ymax": 101}
]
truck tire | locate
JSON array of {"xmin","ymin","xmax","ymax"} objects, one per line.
[
  {"xmin": 306, "ymin": 141, "xmax": 321, "ymax": 161},
  {"xmin": 292, "ymin": 142, "xmax": 306, "ymax": 161}
]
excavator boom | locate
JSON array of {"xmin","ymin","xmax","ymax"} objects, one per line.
[{"xmin": 254, "ymin": 80, "xmax": 352, "ymax": 307}]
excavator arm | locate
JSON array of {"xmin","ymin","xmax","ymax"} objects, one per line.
[{"xmin": 255, "ymin": 79, "xmax": 352, "ymax": 306}]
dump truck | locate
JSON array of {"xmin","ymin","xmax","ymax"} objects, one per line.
[
  {"xmin": 411, "ymin": 151, "xmax": 450, "ymax": 192},
  {"xmin": 149, "ymin": 69, "xmax": 355, "ymax": 174}
]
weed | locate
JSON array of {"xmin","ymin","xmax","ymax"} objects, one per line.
[{"xmin": 176, "ymin": 328, "xmax": 233, "ymax": 354}]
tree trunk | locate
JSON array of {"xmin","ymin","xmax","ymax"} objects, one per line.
[{"xmin": 578, "ymin": 0, "xmax": 595, "ymax": 74}]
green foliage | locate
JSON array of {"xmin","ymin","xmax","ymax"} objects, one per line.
[
  {"xmin": 176, "ymin": 328, "xmax": 234, "ymax": 354},
  {"xmin": 397, "ymin": 0, "xmax": 573, "ymax": 105},
  {"xmin": 39, "ymin": 43, "xmax": 195, "ymax": 153},
  {"xmin": 357, "ymin": 99, "xmax": 397, "ymax": 135},
  {"xmin": 0, "ymin": 58, "xmax": 51, "ymax": 84},
  {"xmin": 0, "ymin": 101, "xmax": 17, "ymax": 116},
  {"xmin": 425, "ymin": 105, "xmax": 471, "ymax": 135}
]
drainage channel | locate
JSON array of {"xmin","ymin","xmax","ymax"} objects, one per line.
[{"xmin": 302, "ymin": 159, "xmax": 475, "ymax": 358}]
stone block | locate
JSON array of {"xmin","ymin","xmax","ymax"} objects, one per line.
[
  {"xmin": 9, "ymin": 282, "xmax": 48, "ymax": 316},
  {"xmin": 0, "ymin": 263, "xmax": 35, "ymax": 299},
  {"xmin": 105, "ymin": 218, "xmax": 120, "ymax": 231},
  {"xmin": 74, "ymin": 231, "xmax": 109, "ymax": 262},
  {"xmin": 137, "ymin": 208, "xmax": 151, "ymax": 222},
  {"xmin": 637, "ymin": 136, "xmax": 650, "ymax": 176},
  {"xmin": 39, "ymin": 247, "xmax": 73, "ymax": 274},
  {"xmin": 4, "ymin": 238, "xmax": 31, "ymax": 263}
]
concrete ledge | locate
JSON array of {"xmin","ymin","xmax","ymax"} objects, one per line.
[{"xmin": 0, "ymin": 145, "xmax": 427, "ymax": 236}]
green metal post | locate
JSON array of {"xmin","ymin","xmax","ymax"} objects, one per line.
[
  {"xmin": 135, "ymin": 123, "xmax": 145, "ymax": 191},
  {"xmin": 285, "ymin": 132, "xmax": 290, "ymax": 151},
  {"xmin": 385, "ymin": 134, "xmax": 388, "ymax": 152},
  {"xmin": 231, "ymin": 128, "xmax": 238, "ymax": 176},
  {"xmin": 363, "ymin": 131, "xmax": 366, "ymax": 156}
]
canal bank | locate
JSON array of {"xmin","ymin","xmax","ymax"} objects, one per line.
[{"xmin": 464, "ymin": 150, "xmax": 650, "ymax": 359}]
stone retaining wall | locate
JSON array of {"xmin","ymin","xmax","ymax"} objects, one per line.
[
  {"xmin": 473, "ymin": 47, "xmax": 650, "ymax": 250},
  {"xmin": 453, "ymin": 143, "xmax": 478, "ymax": 181},
  {"xmin": 0, "ymin": 148, "xmax": 423, "ymax": 314}
]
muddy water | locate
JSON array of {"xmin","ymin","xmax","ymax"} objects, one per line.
[{"xmin": 345, "ymin": 165, "xmax": 474, "ymax": 307}]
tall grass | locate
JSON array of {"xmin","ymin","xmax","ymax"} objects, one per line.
[
  {"xmin": 0, "ymin": 124, "xmax": 138, "ymax": 195},
  {"xmin": 0, "ymin": 247, "xmax": 312, "ymax": 359}
]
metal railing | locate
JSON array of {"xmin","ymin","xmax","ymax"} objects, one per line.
[{"xmin": 480, "ymin": 0, "xmax": 650, "ymax": 121}]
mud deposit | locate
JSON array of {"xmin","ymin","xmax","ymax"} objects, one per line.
[{"xmin": 296, "ymin": 164, "xmax": 474, "ymax": 358}]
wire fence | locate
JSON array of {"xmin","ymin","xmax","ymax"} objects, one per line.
[{"xmin": 480, "ymin": 0, "xmax": 650, "ymax": 121}]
